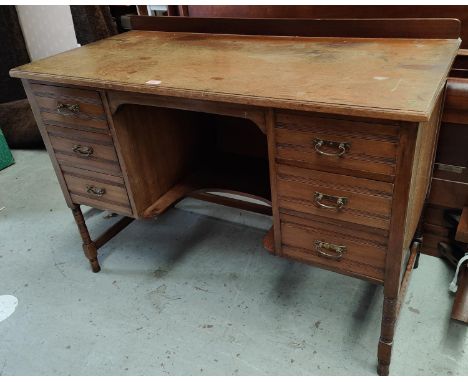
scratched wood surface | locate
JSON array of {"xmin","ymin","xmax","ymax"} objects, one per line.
[{"xmin": 10, "ymin": 30, "xmax": 460, "ymax": 121}]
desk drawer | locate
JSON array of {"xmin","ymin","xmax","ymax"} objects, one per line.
[
  {"xmin": 31, "ymin": 83, "xmax": 108, "ymax": 131},
  {"xmin": 275, "ymin": 112, "xmax": 399, "ymax": 181},
  {"xmin": 280, "ymin": 213, "xmax": 386, "ymax": 282},
  {"xmin": 62, "ymin": 165, "xmax": 132, "ymax": 216},
  {"xmin": 276, "ymin": 164, "xmax": 393, "ymax": 230},
  {"xmin": 47, "ymin": 125, "xmax": 122, "ymax": 176}
]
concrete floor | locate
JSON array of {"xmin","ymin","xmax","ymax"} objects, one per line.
[{"xmin": 0, "ymin": 150, "xmax": 466, "ymax": 376}]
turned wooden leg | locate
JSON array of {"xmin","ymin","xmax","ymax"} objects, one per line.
[
  {"xmin": 71, "ymin": 204, "xmax": 101, "ymax": 273},
  {"xmin": 377, "ymin": 296, "xmax": 398, "ymax": 376}
]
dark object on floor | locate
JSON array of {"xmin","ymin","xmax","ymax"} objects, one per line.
[
  {"xmin": 70, "ymin": 5, "xmax": 118, "ymax": 45},
  {"xmin": 452, "ymin": 264, "xmax": 468, "ymax": 323},
  {"xmin": 437, "ymin": 207, "xmax": 468, "ymax": 324},
  {"xmin": 0, "ymin": 99, "xmax": 43, "ymax": 149},
  {"xmin": 0, "ymin": 128, "xmax": 14, "ymax": 171},
  {"xmin": 452, "ymin": 208, "xmax": 468, "ymax": 324}
]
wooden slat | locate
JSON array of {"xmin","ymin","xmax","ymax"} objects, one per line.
[
  {"xmin": 428, "ymin": 178, "xmax": 468, "ymax": 209},
  {"xmin": 281, "ymin": 211, "xmax": 388, "ymax": 245},
  {"xmin": 94, "ymin": 216, "xmax": 134, "ymax": 249},
  {"xmin": 107, "ymin": 90, "xmax": 267, "ymax": 134},
  {"xmin": 129, "ymin": 16, "xmax": 461, "ymax": 40},
  {"xmin": 191, "ymin": 192, "xmax": 272, "ymax": 216},
  {"xmin": 143, "ymin": 182, "xmax": 196, "ymax": 218}
]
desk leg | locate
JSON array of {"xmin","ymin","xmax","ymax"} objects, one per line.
[
  {"xmin": 377, "ymin": 296, "xmax": 397, "ymax": 376},
  {"xmin": 378, "ymin": 242, "xmax": 419, "ymax": 375},
  {"xmin": 71, "ymin": 204, "xmax": 100, "ymax": 273}
]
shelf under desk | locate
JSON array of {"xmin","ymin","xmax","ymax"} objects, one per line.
[{"xmin": 142, "ymin": 152, "xmax": 271, "ymax": 218}]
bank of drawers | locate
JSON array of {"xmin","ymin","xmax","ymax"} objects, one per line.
[
  {"xmin": 275, "ymin": 111, "xmax": 400, "ymax": 282},
  {"xmin": 31, "ymin": 83, "xmax": 132, "ymax": 216}
]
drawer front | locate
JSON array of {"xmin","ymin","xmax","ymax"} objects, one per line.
[
  {"xmin": 275, "ymin": 112, "xmax": 399, "ymax": 181},
  {"xmin": 31, "ymin": 83, "xmax": 108, "ymax": 131},
  {"xmin": 62, "ymin": 165, "xmax": 132, "ymax": 216},
  {"xmin": 276, "ymin": 164, "xmax": 393, "ymax": 230},
  {"xmin": 46, "ymin": 125, "xmax": 122, "ymax": 176},
  {"xmin": 280, "ymin": 214, "xmax": 386, "ymax": 282}
]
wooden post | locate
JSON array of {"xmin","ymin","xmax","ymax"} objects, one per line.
[{"xmin": 71, "ymin": 204, "xmax": 101, "ymax": 273}]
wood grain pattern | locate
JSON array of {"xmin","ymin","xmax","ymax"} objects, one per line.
[
  {"xmin": 403, "ymin": 92, "xmax": 444, "ymax": 250},
  {"xmin": 280, "ymin": 214, "xmax": 386, "ymax": 283},
  {"xmin": 275, "ymin": 111, "xmax": 399, "ymax": 181},
  {"xmin": 276, "ymin": 164, "xmax": 393, "ymax": 230},
  {"xmin": 32, "ymin": 82, "xmax": 109, "ymax": 131},
  {"xmin": 110, "ymin": 104, "xmax": 207, "ymax": 216},
  {"xmin": 10, "ymin": 30, "xmax": 460, "ymax": 122},
  {"xmin": 377, "ymin": 121, "xmax": 419, "ymax": 376},
  {"xmin": 101, "ymin": 90, "xmax": 139, "ymax": 215},
  {"xmin": 22, "ymin": 79, "xmax": 74, "ymax": 207},
  {"xmin": 46, "ymin": 125, "xmax": 122, "ymax": 176},
  {"xmin": 107, "ymin": 90, "xmax": 267, "ymax": 134},
  {"xmin": 61, "ymin": 165, "xmax": 132, "ymax": 216}
]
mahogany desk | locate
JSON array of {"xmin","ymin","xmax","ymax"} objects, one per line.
[{"xmin": 10, "ymin": 18, "xmax": 460, "ymax": 375}]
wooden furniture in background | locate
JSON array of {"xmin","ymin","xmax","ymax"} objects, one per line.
[
  {"xmin": 10, "ymin": 17, "xmax": 460, "ymax": 375},
  {"xmin": 436, "ymin": 206, "xmax": 468, "ymax": 324},
  {"xmin": 453, "ymin": 207, "xmax": 468, "ymax": 323},
  {"xmin": 170, "ymin": 5, "xmax": 468, "ymax": 48},
  {"xmin": 422, "ymin": 55, "xmax": 468, "ymax": 258},
  {"xmin": 452, "ymin": 264, "xmax": 468, "ymax": 323}
]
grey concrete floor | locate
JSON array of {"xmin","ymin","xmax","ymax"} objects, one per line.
[{"xmin": 0, "ymin": 150, "xmax": 466, "ymax": 376}]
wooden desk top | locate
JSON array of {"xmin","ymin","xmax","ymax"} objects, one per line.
[{"xmin": 11, "ymin": 30, "xmax": 460, "ymax": 121}]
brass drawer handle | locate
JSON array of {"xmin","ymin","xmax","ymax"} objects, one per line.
[
  {"xmin": 313, "ymin": 139, "xmax": 350, "ymax": 157},
  {"xmin": 314, "ymin": 240, "xmax": 346, "ymax": 261},
  {"xmin": 72, "ymin": 144, "xmax": 94, "ymax": 157},
  {"xmin": 86, "ymin": 185, "xmax": 106, "ymax": 197},
  {"xmin": 57, "ymin": 102, "xmax": 80, "ymax": 115},
  {"xmin": 314, "ymin": 192, "xmax": 347, "ymax": 210}
]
